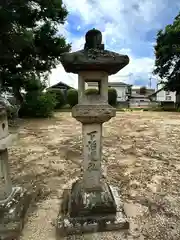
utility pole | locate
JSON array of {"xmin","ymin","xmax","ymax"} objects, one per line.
[{"xmin": 149, "ymin": 76, "xmax": 152, "ymax": 89}]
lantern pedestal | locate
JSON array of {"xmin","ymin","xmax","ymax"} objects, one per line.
[{"xmin": 56, "ymin": 180, "xmax": 129, "ymax": 236}]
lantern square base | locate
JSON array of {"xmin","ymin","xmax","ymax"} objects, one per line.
[
  {"xmin": 56, "ymin": 180, "xmax": 129, "ymax": 237},
  {"xmin": 0, "ymin": 186, "xmax": 38, "ymax": 240}
]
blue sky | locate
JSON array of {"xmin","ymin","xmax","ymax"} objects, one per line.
[{"xmin": 50, "ymin": 0, "xmax": 180, "ymax": 89}]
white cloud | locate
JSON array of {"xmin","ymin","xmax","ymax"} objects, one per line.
[
  {"xmin": 106, "ymin": 52, "xmax": 155, "ymax": 85},
  {"xmin": 50, "ymin": 64, "xmax": 77, "ymax": 88},
  {"xmin": 49, "ymin": 0, "xmax": 179, "ymax": 89},
  {"xmin": 77, "ymin": 25, "xmax": 81, "ymax": 30}
]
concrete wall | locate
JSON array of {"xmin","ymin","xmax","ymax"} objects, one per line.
[
  {"xmin": 115, "ymin": 86, "xmax": 128, "ymax": 102},
  {"xmin": 129, "ymin": 98, "xmax": 150, "ymax": 108}
]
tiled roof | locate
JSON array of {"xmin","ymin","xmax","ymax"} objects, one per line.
[{"xmin": 47, "ymin": 81, "xmax": 74, "ymax": 89}]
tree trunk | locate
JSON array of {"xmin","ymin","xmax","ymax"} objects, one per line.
[
  {"xmin": 12, "ymin": 86, "xmax": 23, "ymax": 119},
  {"xmin": 12, "ymin": 86, "xmax": 23, "ymax": 105}
]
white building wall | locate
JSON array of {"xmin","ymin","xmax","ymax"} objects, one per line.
[
  {"xmin": 115, "ymin": 86, "xmax": 128, "ymax": 101},
  {"xmin": 156, "ymin": 83, "xmax": 176, "ymax": 102},
  {"xmin": 85, "ymin": 82, "xmax": 98, "ymax": 90}
]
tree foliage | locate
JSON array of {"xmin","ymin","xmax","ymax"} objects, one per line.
[
  {"xmin": 85, "ymin": 88, "xmax": 99, "ymax": 95},
  {"xmin": 108, "ymin": 88, "xmax": 117, "ymax": 106},
  {"xmin": 139, "ymin": 86, "xmax": 147, "ymax": 95},
  {"xmin": 47, "ymin": 88, "xmax": 65, "ymax": 108},
  {"xmin": 67, "ymin": 89, "xmax": 78, "ymax": 107},
  {"xmin": 0, "ymin": 0, "xmax": 71, "ymax": 103},
  {"xmin": 153, "ymin": 12, "xmax": 180, "ymax": 92},
  {"xmin": 19, "ymin": 91, "xmax": 56, "ymax": 118}
]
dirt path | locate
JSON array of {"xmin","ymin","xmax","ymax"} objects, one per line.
[{"xmin": 8, "ymin": 111, "xmax": 180, "ymax": 240}]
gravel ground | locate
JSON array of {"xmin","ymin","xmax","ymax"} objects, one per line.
[{"xmin": 8, "ymin": 111, "xmax": 180, "ymax": 240}]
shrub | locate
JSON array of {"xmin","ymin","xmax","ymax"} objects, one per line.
[
  {"xmin": 85, "ymin": 88, "xmax": 99, "ymax": 95},
  {"xmin": 161, "ymin": 106, "xmax": 176, "ymax": 112},
  {"xmin": 160, "ymin": 101, "xmax": 174, "ymax": 106},
  {"xmin": 67, "ymin": 89, "xmax": 78, "ymax": 107},
  {"xmin": 47, "ymin": 88, "xmax": 65, "ymax": 109},
  {"xmin": 108, "ymin": 88, "xmax": 117, "ymax": 106},
  {"xmin": 139, "ymin": 86, "xmax": 147, "ymax": 95},
  {"xmin": 19, "ymin": 91, "xmax": 56, "ymax": 118}
]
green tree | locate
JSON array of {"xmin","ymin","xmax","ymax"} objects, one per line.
[
  {"xmin": 153, "ymin": 12, "xmax": 180, "ymax": 105},
  {"xmin": 19, "ymin": 91, "xmax": 56, "ymax": 118},
  {"xmin": 0, "ymin": 0, "xmax": 71, "ymax": 104},
  {"xmin": 139, "ymin": 86, "xmax": 147, "ymax": 95},
  {"xmin": 108, "ymin": 88, "xmax": 117, "ymax": 106},
  {"xmin": 67, "ymin": 89, "xmax": 78, "ymax": 107},
  {"xmin": 47, "ymin": 88, "xmax": 65, "ymax": 108}
]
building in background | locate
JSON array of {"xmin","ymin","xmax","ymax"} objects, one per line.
[
  {"xmin": 47, "ymin": 81, "xmax": 74, "ymax": 92},
  {"xmin": 128, "ymin": 86, "xmax": 155, "ymax": 108},
  {"xmin": 131, "ymin": 86, "xmax": 155, "ymax": 96},
  {"xmin": 149, "ymin": 82, "xmax": 176, "ymax": 103},
  {"xmin": 129, "ymin": 93, "xmax": 151, "ymax": 108},
  {"xmin": 47, "ymin": 81, "xmax": 75, "ymax": 101}
]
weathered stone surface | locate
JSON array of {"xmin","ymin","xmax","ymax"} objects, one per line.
[
  {"xmin": 0, "ymin": 107, "xmax": 9, "ymax": 140},
  {"xmin": 60, "ymin": 28, "xmax": 129, "ymax": 75},
  {"xmin": 60, "ymin": 49, "xmax": 129, "ymax": 75},
  {"xmin": 0, "ymin": 134, "xmax": 18, "ymax": 150},
  {"xmin": 0, "ymin": 149, "xmax": 12, "ymax": 200},
  {"xmin": 84, "ymin": 28, "xmax": 104, "ymax": 50},
  {"xmin": 82, "ymin": 124, "xmax": 102, "ymax": 191},
  {"xmin": 70, "ymin": 180, "xmax": 116, "ymax": 218},
  {"xmin": 0, "ymin": 186, "xmax": 37, "ymax": 240},
  {"xmin": 72, "ymin": 104, "xmax": 116, "ymax": 123},
  {"xmin": 78, "ymin": 71, "xmax": 109, "ymax": 106},
  {"xmin": 56, "ymin": 182, "xmax": 129, "ymax": 236}
]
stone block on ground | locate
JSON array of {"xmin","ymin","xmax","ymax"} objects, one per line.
[
  {"xmin": 0, "ymin": 186, "xmax": 38, "ymax": 240},
  {"xmin": 56, "ymin": 180, "xmax": 129, "ymax": 237}
]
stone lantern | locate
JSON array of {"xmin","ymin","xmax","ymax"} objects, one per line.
[
  {"xmin": 0, "ymin": 105, "xmax": 34, "ymax": 239},
  {"xmin": 57, "ymin": 29, "xmax": 130, "ymax": 236}
]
